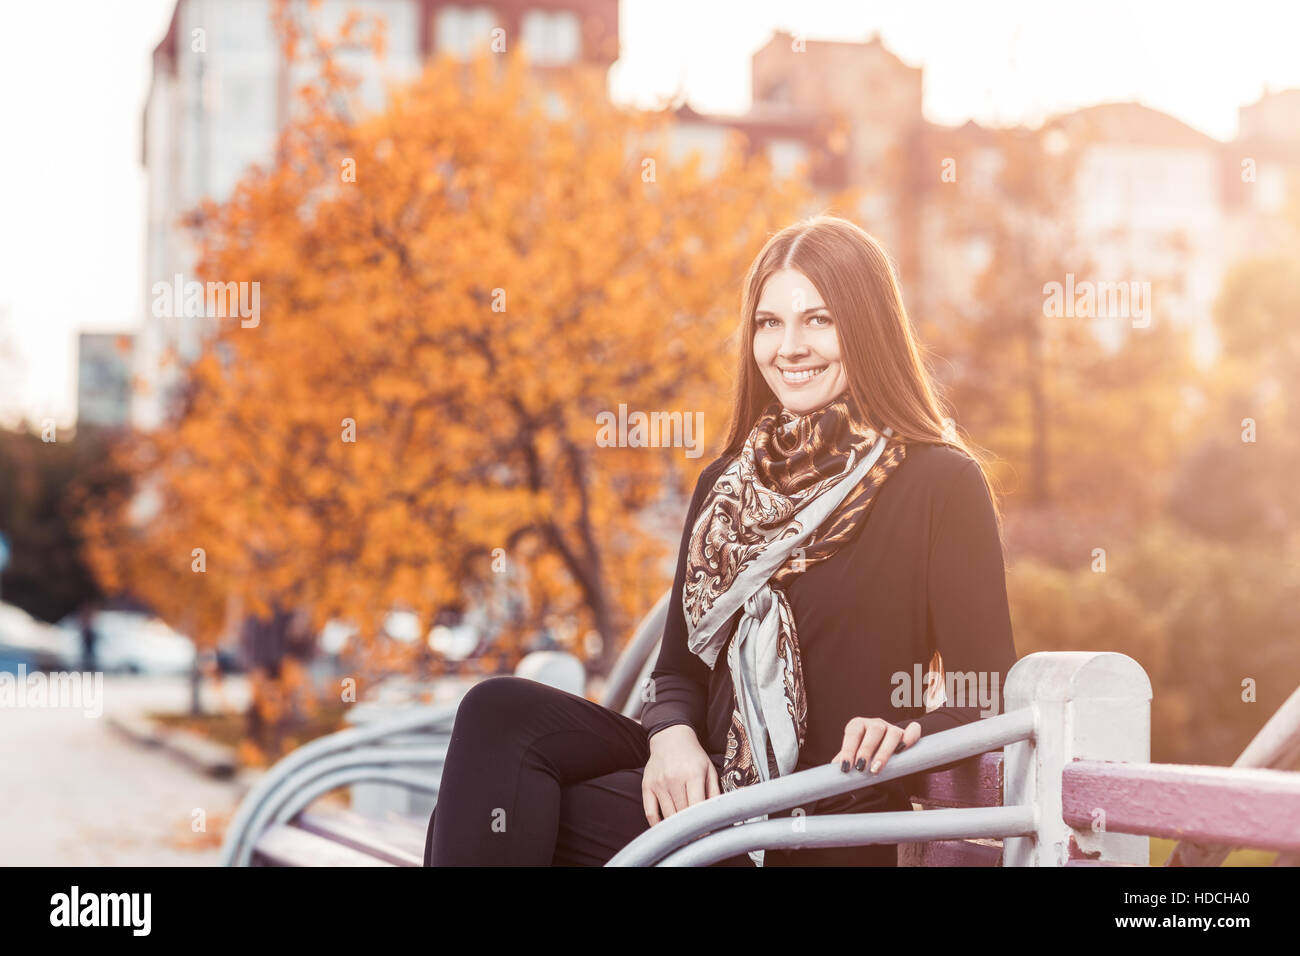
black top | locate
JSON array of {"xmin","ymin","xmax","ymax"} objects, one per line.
[{"xmin": 641, "ymin": 441, "xmax": 1018, "ymax": 781}]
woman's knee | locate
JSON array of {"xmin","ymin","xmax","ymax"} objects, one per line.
[{"xmin": 454, "ymin": 675, "xmax": 546, "ymax": 736}]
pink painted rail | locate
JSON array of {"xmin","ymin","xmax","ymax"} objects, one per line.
[
  {"xmin": 1061, "ymin": 760, "xmax": 1300, "ymax": 854},
  {"xmin": 904, "ymin": 651, "xmax": 1300, "ymax": 866}
]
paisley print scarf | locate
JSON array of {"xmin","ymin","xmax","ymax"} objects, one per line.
[{"xmin": 681, "ymin": 392, "xmax": 909, "ymax": 798}]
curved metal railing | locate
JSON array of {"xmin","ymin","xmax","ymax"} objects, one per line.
[
  {"xmin": 222, "ymin": 590, "xmax": 674, "ymax": 866},
  {"xmin": 219, "ymin": 704, "xmax": 457, "ymax": 866},
  {"xmin": 607, "ymin": 705, "xmax": 1037, "ymax": 866}
]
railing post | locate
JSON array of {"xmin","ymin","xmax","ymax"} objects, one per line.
[{"xmin": 1003, "ymin": 651, "xmax": 1152, "ymax": 866}]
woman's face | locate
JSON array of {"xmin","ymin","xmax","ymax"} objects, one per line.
[{"xmin": 753, "ymin": 268, "xmax": 848, "ymax": 415}]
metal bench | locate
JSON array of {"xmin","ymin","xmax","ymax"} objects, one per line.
[
  {"xmin": 221, "ymin": 591, "xmax": 1300, "ymax": 867},
  {"xmin": 219, "ymin": 591, "xmax": 671, "ymax": 867}
]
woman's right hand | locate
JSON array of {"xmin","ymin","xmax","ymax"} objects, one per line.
[{"xmin": 642, "ymin": 724, "xmax": 721, "ymax": 825}]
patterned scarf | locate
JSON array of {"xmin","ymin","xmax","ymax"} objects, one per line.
[{"xmin": 681, "ymin": 392, "xmax": 909, "ymax": 795}]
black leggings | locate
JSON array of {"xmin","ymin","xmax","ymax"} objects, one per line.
[{"xmin": 423, "ymin": 675, "xmax": 906, "ymax": 867}]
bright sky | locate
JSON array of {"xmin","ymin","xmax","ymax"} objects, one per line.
[{"xmin": 2, "ymin": 0, "xmax": 1299, "ymax": 427}]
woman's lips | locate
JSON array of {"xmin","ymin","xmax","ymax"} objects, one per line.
[{"xmin": 779, "ymin": 364, "xmax": 828, "ymax": 385}]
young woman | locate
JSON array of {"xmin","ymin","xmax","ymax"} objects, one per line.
[{"xmin": 425, "ymin": 215, "xmax": 1017, "ymax": 867}]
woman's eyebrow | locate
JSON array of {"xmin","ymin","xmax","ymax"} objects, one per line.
[{"xmin": 755, "ymin": 306, "xmax": 828, "ymax": 316}]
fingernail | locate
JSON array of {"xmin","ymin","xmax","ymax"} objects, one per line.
[
  {"xmin": 840, "ymin": 760, "xmax": 849, "ymax": 772},
  {"xmin": 870, "ymin": 760, "xmax": 881, "ymax": 774},
  {"xmin": 854, "ymin": 757, "xmax": 865, "ymax": 772}
]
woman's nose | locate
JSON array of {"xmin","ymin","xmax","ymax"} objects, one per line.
[{"xmin": 780, "ymin": 322, "xmax": 808, "ymax": 356}]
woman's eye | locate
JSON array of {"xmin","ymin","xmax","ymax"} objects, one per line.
[{"xmin": 757, "ymin": 314, "xmax": 829, "ymax": 328}]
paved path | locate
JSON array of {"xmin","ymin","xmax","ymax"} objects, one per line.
[{"xmin": 0, "ymin": 674, "xmax": 250, "ymax": 865}]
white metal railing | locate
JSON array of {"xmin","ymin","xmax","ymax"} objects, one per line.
[{"xmin": 608, "ymin": 706, "xmax": 1036, "ymax": 865}]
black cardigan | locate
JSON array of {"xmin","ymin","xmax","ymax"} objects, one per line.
[{"xmin": 641, "ymin": 440, "xmax": 1018, "ymax": 787}]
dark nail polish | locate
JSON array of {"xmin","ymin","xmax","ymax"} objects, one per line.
[
  {"xmin": 855, "ymin": 758, "xmax": 866, "ymax": 772},
  {"xmin": 840, "ymin": 760, "xmax": 849, "ymax": 772}
]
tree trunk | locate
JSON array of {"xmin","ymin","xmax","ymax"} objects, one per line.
[
  {"xmin": 589, "ymin": 585, "xmax": 618, "ymax": 679},
  {"xmin": 1026, "ymin": 311, "xmax": 1050, "ymax": 505},
  {"xmin": 240, "ymin": 602, "xmax": 295, "ymax": 757}
]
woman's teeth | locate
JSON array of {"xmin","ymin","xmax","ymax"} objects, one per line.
[{"xmin": 781, "ymin": 366, "xmax": 827, "ymax": 384}]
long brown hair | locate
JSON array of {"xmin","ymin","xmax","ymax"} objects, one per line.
[{"xmin": 720, "ymin": 214, "xmax": 1004, "ymax": 529}]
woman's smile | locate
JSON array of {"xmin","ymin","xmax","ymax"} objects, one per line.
[{"xmin": 779, "ymin": 363, "xmax": 829, "ymax": 385}]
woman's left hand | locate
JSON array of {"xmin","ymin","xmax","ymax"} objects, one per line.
[{"xmin": 832, "ymin": 717, "xmax": 922, "ymax": 775}]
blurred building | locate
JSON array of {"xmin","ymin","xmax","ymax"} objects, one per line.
[
  {"xmin": 76, "ymin": 333, "xmax": 135, "ymax": 428},
  {"xmin": 672, "ymin": 32, "xmax": 1300, "ymax": 368},
  {"xmin": 134, "ymin": 0, "xmax": 619, "ymax": 429},
  {"xmin": 1227, "ymin": 89, "xmax": 1300, "ymax": 256},
  {"xmin": 1046, "ymin": 97, "xmax": 1297, "ymax": 361}
]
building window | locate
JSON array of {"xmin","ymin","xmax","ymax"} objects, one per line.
[
  {"xmin": 521, "ymin": 9, "xmax": 581, "ymax": 65},
  {"xmin": 436, "ymin": 4, "xmax": 498, "ymax": 59}
]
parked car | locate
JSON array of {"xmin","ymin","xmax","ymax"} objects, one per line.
[{"xmin": 54, "ymin": 610, "xmax": 196, "ymax": 675}]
